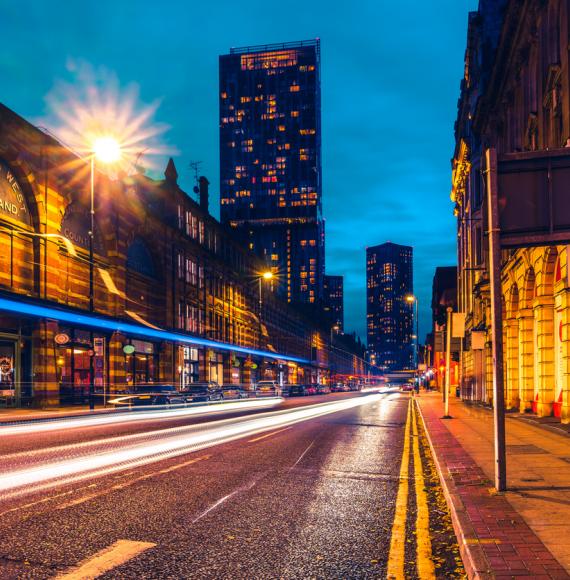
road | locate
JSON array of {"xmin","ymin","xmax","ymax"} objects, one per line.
[{"xmin": 0, "ymin": 390, "xmax": 464, "ymax": 579}]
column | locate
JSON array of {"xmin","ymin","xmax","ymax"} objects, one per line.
[
  {"xmin": 108, "ymin": 332, "xmax": 126, "ymax": 394},
  {"xmin": 505, "ymin": 317, "xmax": 520, "ymax": 410},
  {"xmin": 558, "ymin": 290, "xmax": 570, "ymax": 423},
  {"xmin": 517, "ymin": 308, "xmax": 535, "ymax": 412},
  {"xmin": 32, "ymin": 320, "xmax": 59, "ymax": 408},
  {"xmin": 534, "ymin": 296, "xmax": 555, "ymax": 417}
]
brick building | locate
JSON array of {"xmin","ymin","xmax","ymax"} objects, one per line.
[{"xmin": 0, "ymin": 103, "xmax": 363, "ymax": 407}]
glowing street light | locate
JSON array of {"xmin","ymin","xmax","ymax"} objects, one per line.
[
  {"xmin": 406, "ymin": 294, "xmax": 419, "ymax": 369},
  {"xmin": 258, "ymin": 271, "xmax": 274, "ymax": 313},
  {"xmin": 93, "ymin": 136, "xmax": 122, "ymax": 164}
]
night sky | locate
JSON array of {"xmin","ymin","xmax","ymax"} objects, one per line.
[{"xmin": 3, "ymin": 0, "xmax": 477, "ymax": 342}]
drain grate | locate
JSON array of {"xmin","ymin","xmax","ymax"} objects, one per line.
[{"xmin": 506, "ymin": 444, "xmax": 547, "ymax": 454}]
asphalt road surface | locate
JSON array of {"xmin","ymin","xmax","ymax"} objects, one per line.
[{"xmin": 0, "ymin": 390, "xmax": 464, "ymax": 579}]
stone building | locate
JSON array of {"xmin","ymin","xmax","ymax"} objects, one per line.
[
  {"xmin": 0, "ymin": 103, "xmax": 363, "ymax": 407},
  {"xmin": 453, "ymin": 0, "xmax": 570, "ymax": 420}
]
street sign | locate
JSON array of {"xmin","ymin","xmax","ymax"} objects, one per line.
[
  {"xmin": 498, "ymin": 148, "xmax": 570, "ymax": 247},
  {"xmin": 452, "ymin": 313, "xmax": 466, "ymax": 338},
  {"xmin": 54, "ymin": 333, "xmax": 70, "ymax": 345}
]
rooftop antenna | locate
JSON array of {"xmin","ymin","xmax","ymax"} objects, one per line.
[{"xmin": 189, "ymin": 160, "xmax": 202, "ymax": 200}]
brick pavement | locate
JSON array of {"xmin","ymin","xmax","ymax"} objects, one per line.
[{"xmin": 416, "ymin": 392, "xmax": 570, "ymax": 579}]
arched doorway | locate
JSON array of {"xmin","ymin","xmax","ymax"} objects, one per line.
[{"xmin": 506, "ymin": 284, "xmax": 520, "ymax": 409}]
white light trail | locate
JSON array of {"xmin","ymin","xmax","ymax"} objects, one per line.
[
  {"xmin": 0, "ymin": 398, "xmax": 281, "ymax": 437},
  {"xmin": 0, "ymin": 394, "xmax": 382, "ymax": 500}
]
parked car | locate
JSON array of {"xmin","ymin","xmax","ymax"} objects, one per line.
[
  {"xmin": 255, "ymin": 380, "xmax": 282, "ymax": 397},
  {"xmin": 303, "ymin": 384, "xmax": 318, "ymax": 396},
  {"xmin": 349, "ymin": 382, "xmax": 362, "ymax": 392},
  {"xmin": 332, "ymin": 382, "xmax": 351, "ymax": 392},
  {"xmin": 184, "ymin": 382, "xmax": 223, "ymax": 402},
  {"xmin": 109, "ymin": 384, "xmax": 186, "ymax": 407},
  {"xmin": 400, "ymin": 383, "xmax": 414, "ymax": 392},
  {"xmin": 221, "ymin": 386, "xmax": 249, "ymax": 400},
  {"xmin": 315, "ymin": 384, "xmax": 331, "ymax": 394},
  {"xmin": 287, "ymin": 384, "xmax": 307, "ymax": 397}
]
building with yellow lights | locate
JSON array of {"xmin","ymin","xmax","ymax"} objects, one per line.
[
  {"xmin": 453, "ymin": 0, "xmax": 570, "ymax": 421},
  {"xmin": 0, "ymin": 103, "xmax": 364, "ymax": 408}
]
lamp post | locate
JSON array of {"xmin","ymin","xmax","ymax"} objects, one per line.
[
  {"xmin": 258, "ymin": 270, "xmax": 273, "ymax": 314},
  {"xmin": 88, "ymin": 136, "xmax": 122, "ymax": 411},
  {"xmin": 406, "ymin": 294, "xmax": 419, "ymax": 369}
]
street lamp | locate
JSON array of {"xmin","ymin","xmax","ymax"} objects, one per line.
[
  {"xmin": 258, "ymin": 270, "xmax": 273, "ymax": 314},
  {"xmin": 88, "ymin": 136, "xmax": 121, "ymax": 410},
  {"xmin": 406, "ymin": 294, "xmax": 419, "ymax": 369}
]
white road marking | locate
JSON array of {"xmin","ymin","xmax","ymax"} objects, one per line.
[
  {"xmin": 291, "ymin": 440, "xmax": 315, "ymax": 469},
  {"xmin": 56, "ymin": 539, "xmax": 155, "ymax": 579},
  {"xmin": 192, "ymin": 478, "xmax": 258, "ymax": 524}
]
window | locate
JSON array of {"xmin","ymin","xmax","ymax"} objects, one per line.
[
  {"xmin": 199, "ymin": 221, "xmax": 205, "ymax": 244},
  {"xmin": 177, "ymin": 251, "xmax": 184, "ymax": 280},
  {"xmin": 186, "ymin": 258, "xmax": 197, "ymax": 285}
]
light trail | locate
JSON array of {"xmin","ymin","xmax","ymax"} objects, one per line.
[
  {"xmin": 0, "ymin": 398, "xmax": 282, "ymax": 437},
  {"xmin": 0, "ymin": 394, "xmax": 382, "ymax": 500}
]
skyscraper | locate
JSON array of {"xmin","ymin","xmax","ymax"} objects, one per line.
[
  {"xmin": 366, "ymin": 242, "xmax": 414, "ymax": 371},
  {"xmin": 219, "ymin": 40, "xmax": 324, "ymax": 306},
  {"xmin": 323, "ymin": 274, "xmax": 344, "ymax": 331}
]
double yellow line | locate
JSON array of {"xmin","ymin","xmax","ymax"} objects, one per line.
[{"xmin": 387, "ymin": 399, "xmax": 435, "ymax": 579}]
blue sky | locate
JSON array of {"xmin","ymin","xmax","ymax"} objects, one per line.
[{"xmin": 3, "ymin": 0, "xmax": 477, "ymax": 341}]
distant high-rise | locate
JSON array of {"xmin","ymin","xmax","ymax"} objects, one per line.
[
  {"xmin": 323, "ymin": 275, "xmax": 344, "ymax": 331},
  {"xmin": 219, "ymin": 40, "xmax": 324, "ymax": 305},
  {"xmin": 366, "ymin": 242, "xmax": 414, "ymax": 371}
]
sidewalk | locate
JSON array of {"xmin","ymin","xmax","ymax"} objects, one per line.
[{"xmin": 416, "ymin": 391, "xmax": 570, "ymax": 579}]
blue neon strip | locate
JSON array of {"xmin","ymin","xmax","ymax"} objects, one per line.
[{"xmin": 0, "ymin": 297, "xmax": 309, "ymax": 364}]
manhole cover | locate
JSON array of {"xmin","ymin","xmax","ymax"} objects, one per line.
[{"xmin": 506, "ymin": 444, "xmax": 546, "ymax": 454}]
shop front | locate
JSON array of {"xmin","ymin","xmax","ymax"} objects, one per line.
[
  {"xmin": 56, "ymin": 328, "xmax": 108, "ymax": 405},
  {"xmin": 0, "ymin": 328, "xmax": 32, "ymax": 406},
  {"xmin": 208, "ymin": 350, "xmax": 224, "ymax": 385},
  {"xmin": 179, "ymin": 345, "xmax": 200, "ymax": 389},
  {"xmin": 124, "ymin": 339, "xmax": 158, "ymax": 389}
]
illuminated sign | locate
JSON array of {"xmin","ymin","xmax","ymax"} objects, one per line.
[
  {"xmin": 54, "ymin": 333, "xmax": 70, "ymax": 345},
  {"xmin": 0, "ymin": 161, "xmax": 31, "ymax": 226}
]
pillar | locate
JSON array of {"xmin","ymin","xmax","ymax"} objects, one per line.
[
  {"xmin": 108, "ymin": 332, "xmax": 126, "ymax": 394},
  {"xmin": 517, "ymin": 308, "xmax": 535, "ymax": 412},
  {"xmin": 534, "ymin": 296, "xmax": 555, "ymax": 417},
  {"xmin": 505, "ymin": 317, "xmax": 520, "ymax": 410},
  {"xmin": 32, "ymin": 320, "xmax": 59, "ymax": 408},
  {"xmin": 558, "ymin": 290, "xmax": 570, "ymax": 423}
]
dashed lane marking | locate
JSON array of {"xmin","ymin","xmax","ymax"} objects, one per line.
[
  {"xmin": 248, "ymin": 427, "xmax": 292, "ymax": 443},
  {"xmin": 386, "ymin": 399, "xmax": 411, "ymax": 580},
  {"xmin": 411, "ymin": 400, "xmax": 436, "ymax": 579},
  {"xmin": 56, "ymin": 539, "xmax": 156, "ymax": 579}
]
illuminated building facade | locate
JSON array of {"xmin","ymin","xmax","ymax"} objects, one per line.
[
  {"xmin": 0, "ymin": 103, "xmax": 363, "ymax": 408},
  {"xmin": 323, "ymin": 275, "xmax": 344, "ymax": 331},
  {"xmin": 453, "ymin": 0, "xmax": 570, "ymax": 422},
  {"xmin": 366, "ymin": 242, "xmax": 414, "ymax": 371},
  {"xmin": 219, "ymin": 40, "xmax": 324, "ymax": 306}
]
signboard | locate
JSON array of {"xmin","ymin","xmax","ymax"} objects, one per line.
[
  {"xmin": 60, "ymin": 203, "xmax": 105, "ymax": 255},
  {"xmin": 498, "ymin": 148, "xmax": 570, "ymax": 247},
  {"xmin": 123, "ymin": 344, "xmax": 135, "ymax": 354},
  {"xmin": 452, "ymin": 313, "xmax": 466, "ymax": 338},
  {"xmin": 0, "ymin": 161, "xmax": 31, "ymax": 226},
  {"xmin": 54, "ymin": 333, "xmax": 70, "ymax": 345},
  {"xmin": 471, "ymin": 331, "xmax": 486, "ymax": 350},
  {"xmin": 434, "ymin": 330, "xmax": 461, "ymax": 353}
]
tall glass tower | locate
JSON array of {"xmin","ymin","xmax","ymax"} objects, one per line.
[
  {"xmin": 366, "ymin": 242, "xmax": 414, "ymax": 371},
  {"xmin": 219, "ymin": 40, "xmax": 324, "ymax": 305}
]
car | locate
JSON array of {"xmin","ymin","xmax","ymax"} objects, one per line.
[
  {"xmin": 315, "ymin": 384, "xmax": 331, "ymax": 394},
  {"xmin": 400, "ymin": 383, "xmax": 414, "ymax": 392},
  {"xmin": 331, "ymin": 383, "xmax": 349, "ymax": 392},
  {"xmin": 184, "ymin": 382, "xmax": 223, "ymax": 402},
  {"xmin": 349, "ymin": 383, "xmax": 362, "ymax": 392},
  {"xmin": 303, "ymin": 384, "xmax": 318, "ymax": 396},
  {"xmin": 109, "ymin": 384, "xmax": 186, "ymax": 407},
  {"xmin": 255, "ymin": 380, "xmax": 282, "ymax": 397},
  {"xmin": 221, "ymin": 385, "xmax": 249, "ymax": 400},
  {"xmin": 287, "ymin": 384, "xmax": 307, "ymax": 397}
]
